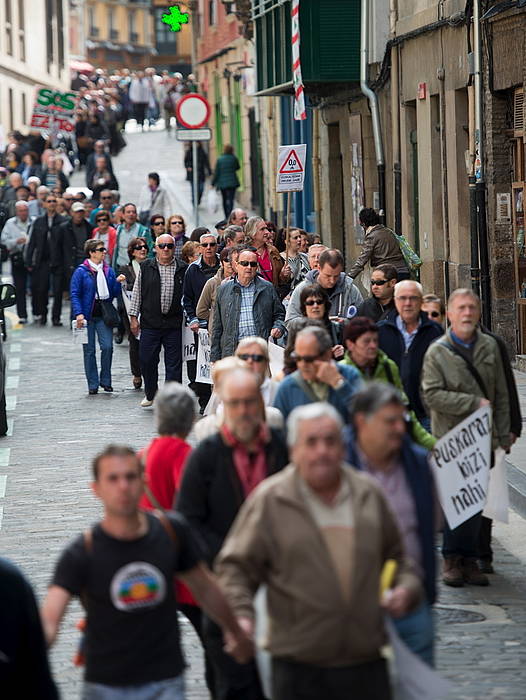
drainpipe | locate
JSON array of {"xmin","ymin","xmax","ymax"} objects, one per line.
[
  {"xmin": 473, "ymin": 0, "xmax": 491, "ymax": 327},
  {"xmin": 389, "ymin": 0, "xmax": 401, "ymax": 233},
  {"xmin": 360, "ymin": 0, "xmax": 386, "ymax": 220}
]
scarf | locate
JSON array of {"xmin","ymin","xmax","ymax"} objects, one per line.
[
  {"xmin": 221, "ymin": 423, "xmax": 270, "ymax": 498},
  {"xmin": 88, "ymin": 260, "xmax": 109, "ymax": 300}
]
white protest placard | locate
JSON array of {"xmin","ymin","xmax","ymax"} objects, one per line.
[
  {"xmin": 121, "ymin": 284, "xmax": 140, "ymax": 339},
  {"xmin": 267, "ymin": 338, "xmax": 284, "ymax": 378},
  {"xmin": 386, "ymin": 618, "xmax": 452, "ymax": 700},
  {"xmin": 429, "ymin": 406, "xmax": 492, "ymax": 531},
  {"xmin": 196, "ymin": 329, "xmax": 212, "ymax": 384},
  {"xmin": 276, "ymin": 143, "xmax": 306, "ymax": 193},
  {"xmin": 483, "ymin": 447, "xmax": 509, "ymax": 523},
  {"xmin": 182, "ymin": 325, "xmax": 197, "ymax": 363}
]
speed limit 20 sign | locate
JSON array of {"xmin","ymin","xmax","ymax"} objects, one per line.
[{"xmin": 276, "ymin": 144, "xmax": 307, "ymax": 192}]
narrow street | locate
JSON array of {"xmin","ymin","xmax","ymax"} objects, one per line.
[{"xmin": 0, "ymin": 130, "xmax": 524, "ymax": 699}]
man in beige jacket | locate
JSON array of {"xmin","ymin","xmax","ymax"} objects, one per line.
[{"xmin": 216, "ymin": 403, "xmax": 421, "ymax": 700}]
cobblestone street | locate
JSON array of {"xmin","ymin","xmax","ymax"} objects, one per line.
[{"xmin": 0, "ymin": 129, "xmax": 524, "ymax": 698}]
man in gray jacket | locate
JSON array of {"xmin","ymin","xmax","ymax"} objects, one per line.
[
  {"xmin": 211, "ymin": 247, "xmax": 285, "ymax": 361},
  {"xmin": 286, "ymin": 249, "xmax": 363, "ymax": 326},
  {"xmin": 1, "ymin": 201, "xmax": 33, "ymax": 322}
]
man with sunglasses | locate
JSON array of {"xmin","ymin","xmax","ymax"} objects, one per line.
[
  {"xmin": 273, "ymin": 326, "xmax": 362, "ymax": 422},
  {"xmin": 24, "ymin": 193, "xmax": 67, "ymax": 325},
  {"xmin": 89, "ymin": 189, "xmax": 117, "ymax": 226},
  {"xmin": 211, "ymin": 247, "xmax": 286, "ymax": 363},
  {"xmin": 183, "ymin": 232, "xmax": 221, "ymax": 411},
  {"xmin": 129, "ymin": 234, "xmax": 188, "ymax": 407},
  {"xmin": 60, "ymin": 201, "xmax": 93, "ymax": 283},
  {"xmin": 356, "ymin": 264, "xmax": 398, "ymax": 322}
]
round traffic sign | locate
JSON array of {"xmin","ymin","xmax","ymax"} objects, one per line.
[{"xmin": 176, "ymin": 93, "xmax": 211, "ymax": 129}]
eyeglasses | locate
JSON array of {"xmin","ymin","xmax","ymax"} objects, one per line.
[
  {"xmin": 238, "ymin": 260, "xmax": 258, "ymax": 268},
  {"xmin": 291, "ymin": 351, "xmax": 322, "ymax": 364},
  {"xmin": 371, "ymin": 280, "xmax": 388, "ymax": 286},
  {"xmin": 201, "ymin": 242, "xmax": 217, "ymax": 248},
  {"xmin": 94, "ymin": 247, "xmax": 107, "ymax": 252},
  {"xmin": 170, "ymin": 220, "xmax": 183, "ymax": 225},
  {"xmin": 101, "ymin": 195, "xmax": 112, "ymax": 200},
  {"xmin": 304, "ymin": 299, "xmax": 324, "ymax": 306},
  {"xmin": 96, "ymin": 217, "xmax": 110, "ymax": 223},
  {"xmin": 153, "ymin": 221, "xmax": 165, "ymax": 226},
  {"xmin": 157, "ymin": 242, "xmax": 174, "ymax": 249},
  {"xmin": 428, "ymin": 310, "xmax": 441, "ymax": 318},
  {"xmin": 134, "ymin": 244, "xmax": 148, "ymax": 251},
  {"xmin": 237, "ymin": 353, "xmax": 266, "ymax": 363}
]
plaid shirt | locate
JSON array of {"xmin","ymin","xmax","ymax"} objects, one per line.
[
  {"xmin": 237, "ymin": 280, "xmax": 257, "ymax": 339},
  {"xmin": 129, "ymin": 259, "xmax": 176, "ymax": 317}
]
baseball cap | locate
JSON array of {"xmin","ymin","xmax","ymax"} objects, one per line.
[
  {"xmin": 215, "ymin": 219, "xmax": 227, "ymax": 230},
  {"xmin": 71, "ymin": 202, "xmax": 86, "ymax": 212}
]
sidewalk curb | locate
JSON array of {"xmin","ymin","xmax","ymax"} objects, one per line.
[{"xmin": 507, "ymin": 460, "xmax": 526, "ymax": 518}]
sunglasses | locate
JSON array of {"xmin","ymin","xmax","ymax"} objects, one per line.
[
  {"xmin": 101, "ymin": 196, "xmax": 112, "ymax": 200},
  {"xmin": 238, "ymin": 260, "xmax": 258, "ymax": 267},
  {"xmin": 304, "ymin": 299, "xmax": 324, "ymax": 306},
  {"xmin": 237, "ymin": 353, "xmax": 266, "ymax": 363},
  {"xmin": 46, "ymin": 200, "xmax": 57, "ymax": 203},
  {"xmin": 157, "ymin": 242, "xmax": 174, "ymax": 249},
  {"xmin": 134, "ymin": 244, "xmax": 148, "ymax": 250},
  {"xmin": 201, "ymin": 242, "xmax": 217, "ymax": 248},
  {"xmin": 428, "ymin": 310, "xmax": 441, "ymax": 318},
  {"xmin": 94, "ymin": 247, "xmax": 107, "ymax": 252},
  {"xmin": 170, "ymin": 220, "xmax": 183, "ymax": 225},
  {"xmin": 371, "ymin": 280, "xmax": 388, "ymax": 286},
  {"xmin": 153, "ymin": 220, "xmax": 165, "ymax": 225},
  {"xmin": 291, "ymin": 351, "xmax": 322, "ymax": 364}
]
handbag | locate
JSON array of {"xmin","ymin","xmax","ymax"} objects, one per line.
[
  {"xmin": 389, "ymin": 229, "xmax": 422, "ymax": 271},
  {"xmin": 100, "ymin": 299, "xmax": 120, "ymax": 328},
  {"xmin": 10, "ymin": 250, "xmax": 25, "ymax": 269}
]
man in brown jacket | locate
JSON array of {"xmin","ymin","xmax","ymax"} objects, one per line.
[
  {"xmin": 216, "ymin": 402, "xmax": 421, "ymax": 700},
  {"xmin": 349, "ymin": 208, "xmax": 408, "ymax": 281}
]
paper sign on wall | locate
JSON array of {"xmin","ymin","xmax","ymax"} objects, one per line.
[
  {"xmin": 428, "ymin": 406, "xmax": 492, "ymax": 530},
  {"xmin": 276, "ymin": 144, "xmax": 306, "ymax": 192}
]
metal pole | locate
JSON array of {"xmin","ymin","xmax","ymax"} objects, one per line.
[
  {"xmin": 469, "ymin": 175, "xmax": 480, "ymax": 297},
  {"xmin": 192, "ymin": 141, "xmax": 199, "ymax": 227},
  {"xmin": 285, "ymin": 192, "xmax": 292, "ymax": 264}
]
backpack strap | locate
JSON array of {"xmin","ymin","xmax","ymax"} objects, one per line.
[
  {"xmin": 83, "ymin": 529, "xmax": 93, "ymax": 554},
  {"xmin": 153, "ymin": 509, "xmax": 178, "ymax": 549},
  {"xmin": 437, "ymin": 340, "xmax": 489, "ymax": 399}
]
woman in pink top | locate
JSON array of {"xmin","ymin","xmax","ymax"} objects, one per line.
[
  {"xmin": 245, "ymin": 216, "xmax": 291, "ymax": 288},
  {"xmin": 91, "ymin": 210, "xmax": 117, "ymax": 264}
]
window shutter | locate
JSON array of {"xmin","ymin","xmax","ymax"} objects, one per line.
[{"xmin": 514, "ymin": 88, "xmax": 524, "ymax": 137}]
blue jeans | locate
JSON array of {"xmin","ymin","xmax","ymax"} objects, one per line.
[
  {"xmin": 82, "ymin": 675, "xmax": 184, "ymax": 699},
  {"xmin": 392, "ymin": 601, "xmax": 435, "ymax": 667},
  {"xmin": 83, "ymin": 318, "xmax": 113, "ymax": 390}
]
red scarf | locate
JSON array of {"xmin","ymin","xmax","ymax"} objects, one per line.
[{"xmin": 221, "ymin": 424, "xmax": 270, "ymax": 497}]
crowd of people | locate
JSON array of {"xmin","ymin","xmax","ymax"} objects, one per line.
[{"xmin": 1, "ymin": 181, "xmax": 520, "ymax": 699}]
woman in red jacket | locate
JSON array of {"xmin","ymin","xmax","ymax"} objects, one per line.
[{"xmin": 139, "ymin": 382, "xmax": 215, "ymax": 695}]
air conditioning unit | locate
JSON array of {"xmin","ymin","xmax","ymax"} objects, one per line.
[
  {"xmin": 496, "ymin": 192, "xmax": 511, "ymax": 223},
  {"xmin": 514, "ymin": 87, "xmax": 524, "ymax": 137}
]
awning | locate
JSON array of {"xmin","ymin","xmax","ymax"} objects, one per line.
[{"xmin": 70, "ymin": 60, "xmax": 94, "ymax": 73}]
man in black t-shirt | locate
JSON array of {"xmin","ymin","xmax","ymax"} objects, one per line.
[{"xmin": 41, "ymin": 445, "xmax": 253, "ymax": 700}]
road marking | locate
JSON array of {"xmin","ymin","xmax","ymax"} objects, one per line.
[
  {"xmin": 6, "ymin": 376, "xmax": 19, "ymax": 389},
  {"xmin": 8, "ymin": 357, "xmax": 20, "ymax": 371},
  {"xmin": 6, "ymin": 396, "xmax": 17, "ymax": 411},
  {"xmin": 0, "ymin": 449, "xmax": 10, "ymax": 467},
  {"xmin": 0, "ymin": 506, "xmax": 3, "ymax": 530},
  {"xmin": 0, "ymin": 475, "xmax": 6, "ymax": 497},
  {"xmin": 7, "ymin": 419, "xmax": 13, "ymax": 437},
  {"xmin": 9, "ymin": 343, "xmax": 21, "ymax": 353}
]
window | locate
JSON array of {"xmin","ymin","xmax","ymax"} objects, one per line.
[
  {"xmin": 18, "ymin": 0, "xmax": 25, "ymax": 61},
  {"xmin": 45, "ymin": 0, "xmax": 54, "ymax": 70},
  {"xmin": 128, "ymin": 10, "xmax": 138, "ymax": 43},
  {"xmin": 154, "ymin": 8, "xmax": 176, "ymax": 54},
  {"xmin": 21, "ymin": 91, "xmax": 26, "ymax": 124},
  {"xmin": 57, "ymin": 0, "xmax": 64, "ymax": 68},
  {"xmin": 209, "ymin": 0, "xmax": 217, "ymax": 25},
  {"xmin": 8, "ymin": 88, "xmax": 14, "ymax": 131},
  {"xmin": 5, "ymin": 0, "xmax": 13, "ymax": 56}
]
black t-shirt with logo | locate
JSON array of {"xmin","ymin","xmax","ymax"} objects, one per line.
[{"xmin": 52, "ymin": 511, "xmax": 201, "ymax": 686}]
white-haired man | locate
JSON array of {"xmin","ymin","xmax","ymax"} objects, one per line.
[
  {"xmin": 129, "ymin": 234, "xmax": 188, "ymax": 407},
  {"xmin": 217, "ymin": 402, "xmax": 421, "ymax": 700},
  {"xmin": 1, "ymin": 200, "xmax": 32, "ymax": 322},
  {"xmin": 377, "ymin": 279, "xmax": 443, "ymax": 430}
]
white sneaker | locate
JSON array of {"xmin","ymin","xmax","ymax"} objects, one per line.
[{"xmin": 140, "ymin": 398, "xmax": 153, "ymax": 408}]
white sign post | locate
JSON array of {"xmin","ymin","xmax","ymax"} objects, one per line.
[
  {"xmin": 276, "ymin": 144, "xmax": 306, "ymax": 193},
  {"xmin": 428, "ymin": 406, "xmax": 492, "ymax": 530},
  {"xmin": 196, "ymin": 329, "xmax": 212, "ymax": 384}
]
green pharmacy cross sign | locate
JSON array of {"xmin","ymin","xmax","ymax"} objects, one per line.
[{"xmin": 161, "ymin": 5, "xmax": 189, "ymax": 32}]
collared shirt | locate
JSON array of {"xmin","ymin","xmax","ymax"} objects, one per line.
[
  {"xmin": 237, "ymin": 279, "xmax": 256, "ymax": 339},
  {"xmin": 129, "ymin": 258, "xmax": 176, "ymax": 317},
  {"xmin": 396, "ymin": 315, "xmax": 421, "ymax": 350},
  {"xmin": 173, "ymin": 234, "xmax": 186, "ymax": 260},
  {"xmin": 298, "ymin": 471, "xmax": 354, "ymax": 602},
  {"xmin": 305, "ymin": 379, "xmax": 329, "ymax": 402},
  {"xmin": 356, "ymin": 445, "xmax": 422, "ymax": 577},
  {"xmin": 117, "ymin": 222, "xmax": 141, "ymax": 267}
]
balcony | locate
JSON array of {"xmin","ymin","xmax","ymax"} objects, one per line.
[{"xmin": 110, "ymin": 29, "xmax": 119, "ymax": 40}]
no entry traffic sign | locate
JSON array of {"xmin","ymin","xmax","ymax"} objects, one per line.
[
  {"xmin": 176, "ymin": 93, "xmax": 211, "ymax": 129},
  {"xmin": 276, "ymin": 144, "xmax": 306, "ymax": 192}
]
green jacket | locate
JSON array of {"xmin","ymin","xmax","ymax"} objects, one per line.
[
  {"xmin": 342, "ymin": 349, "xmax": 436, "ymax": 450},
  {"xmin": 421, "ymin": 329, "xmax": 510, "ymax": 449},
  {"xmin": 212, "ymin": 153, "xmax": 240, "ymax": 189}
]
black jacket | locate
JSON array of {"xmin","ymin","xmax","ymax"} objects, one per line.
[
  {"xmin": 377, "ymin": 310, "xmax": 443, "ymax": 420},
  {"xmin": 25, "ymin": 213, "xmax": 67, "ymax": 269},
  {"xmin": 482, "ymin": 327, "xmax": 522, "ymax": 437},
  {"xmin": 85, "ymin": 152, "xmax": 115, "ymax": 189},
  {"xmin": 60, "ymin": 218, "xmax": 93, "ymax": 276},
  {"xmin": 138, "ymin": 257, "xmax": 187, "ymax": 330},
  {"xmin": 176, "ymin": 428, "xmax": 288, "ymax": 565},
  {"xmin": 356, "ymin": 296, "xmax": 395, "ymax": 323}
]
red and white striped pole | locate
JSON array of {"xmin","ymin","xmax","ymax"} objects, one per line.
[{"xmin": 291, "ymin": 0, "xmax": 306, "ymax": 121}]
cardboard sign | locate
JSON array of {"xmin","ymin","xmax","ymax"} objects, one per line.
[
  {"xmin": 196, "ymin": 329, "xmax": 212, "ymax": 384},
  {"xmin": 30, "ymin": 87, "xmax": 79, "ymax": 134},
  {"xmin": 276, "ymin": 144, "xmax": 306, "ymax": 192},
  {"xmin": 429, "ymin": 406, "xmax": 492, "ymax": 530},
  {"xmin": 182, "ymin": 325, "xmax": 197, "ymax": 363}
]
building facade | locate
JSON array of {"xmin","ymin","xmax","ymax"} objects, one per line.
[
  {"xmin": 151, "ymin": 0, "xmax": 192, "ymax": 74},
  {"xmin": 0, "ymin": 0, "xmax": 70, "ymax": 135}
]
